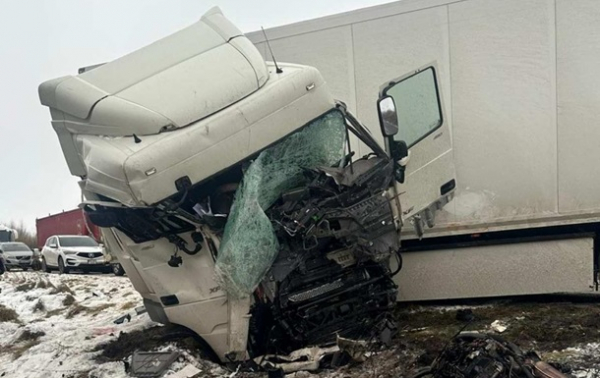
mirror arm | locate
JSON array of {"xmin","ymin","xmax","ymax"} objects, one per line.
[{"xmin": 339, "ymin": 106, "xmax": 388, "ymax": 157}]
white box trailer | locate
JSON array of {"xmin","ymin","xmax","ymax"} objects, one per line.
[{"xmin": 248, "ymin": 0, "xmax": 600, "ymax": 300}]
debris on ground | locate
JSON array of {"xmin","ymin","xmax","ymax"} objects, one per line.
[
  {"xmin": 455, "ymin": 308, "xmax": 475, "ymax": 323},
  {"xmin": 165, "ymin": 364, "xmax": 202, "ymax": 378},
  {"xmin": 2, "ymin": 272, "xmax": 600, "ymax": 377},
  {"xmin": 113, "ymin": 314, "xmax": 132, "ymax": 324},
  {"xmin": 421, "ymin": 333, "xmax": 569, "ymax": 378},
  {"xmin": 257, "ymin": 346, "xmax": 340, "ymax": 373},
  {"xmin": 491, "ymin": 319, "xmax": 508, "ymax": 333},
  {"xmin": 130, "ymin": 350, "xmax": 179, "ymax": 377}
]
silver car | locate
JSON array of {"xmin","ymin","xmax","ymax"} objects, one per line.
[
  {"xmin": 41, "ymin": 235, "xmax": 110, "ymax": 274},
  {"xmin": 0, "ymin": 242, "xmax": 34, "ymax": 271}
]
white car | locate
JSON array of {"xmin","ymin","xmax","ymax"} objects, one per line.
[
  {"xmin": 0, "ymin": 242, "xmax": 33, "ymax": 271},
  {"xmin": 41, "ymin": 235, "xmax": 110, "ymax": 274}
]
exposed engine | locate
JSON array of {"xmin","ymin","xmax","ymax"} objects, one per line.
[{"xmin": 249, "ymin": 156, "xmax": 400, "ymax": 356}]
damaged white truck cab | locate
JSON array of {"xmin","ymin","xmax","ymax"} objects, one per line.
[{"xmin": 39, "ymin": 8, "xmax": 455, "ymax": 363}]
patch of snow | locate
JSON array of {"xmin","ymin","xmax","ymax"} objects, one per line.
[{"xmin": 0, "ymin": 272, "xmax": 154, "ymax": 378}]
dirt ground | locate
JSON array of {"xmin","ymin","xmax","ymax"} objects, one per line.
[
  {"xmin": 94, "ymin": 297, "xmax": 600, "ymax": 378},
  {"xmin": 4, "ymin": 272, "xmax": 598, "ymax": 377}
]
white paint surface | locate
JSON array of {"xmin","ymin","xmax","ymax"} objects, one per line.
[
  {"xmin": 249, "ymin": 0, "xmax": 600, "ymax": 236},
  {"xmin": 448, "ymin": 0, "xmax": 558, "ymax": 223},
  {"xmin": 556, "ymin": 0, "xmax": 600, "ymax": 214},
  {"xmin": 395, "ymin": 238, "xmax": 595, "ymax": 301}
]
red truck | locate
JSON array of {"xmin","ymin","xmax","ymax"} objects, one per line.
[
  {"xmin": 36, "ymin": 209, "xmax": 100, "ymax": 249},
  {"xmin": 36, "ymin": 209, "xmax": 125, "ymax": 275}
]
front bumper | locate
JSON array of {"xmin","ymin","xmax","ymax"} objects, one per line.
[
  {"xmin": 64, "ymin": 255, "xmax": 110, "ymax": 270},
  {"xmin": 5, "ymin": 257, "xmax": 33, "ymax": 268}
]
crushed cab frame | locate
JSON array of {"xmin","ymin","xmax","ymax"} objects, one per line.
[{"xmin": 39, "ymin": 7, "xmax": 456, "ymax": 363}]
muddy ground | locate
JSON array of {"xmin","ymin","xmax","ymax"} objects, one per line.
[
  {"xmin": 4, "ymin": 272, "xmax": 597, "ymax": 377},
  {"xmin": 95, "ymin": 297, "xmax": 600, "ymax": 378}
]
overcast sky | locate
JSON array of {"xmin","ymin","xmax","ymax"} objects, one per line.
[{"xmin": 0, "ymin": 0, "xmax": 394, "ymax": 231}]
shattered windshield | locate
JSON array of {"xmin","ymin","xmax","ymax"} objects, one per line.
[
  {"xmin": 58, "ymin": 236, "xmax": 98, "ymax": 247},
  {"xmin": 215, "ymin": 110, "xmax": 347, "ymax": 298}
]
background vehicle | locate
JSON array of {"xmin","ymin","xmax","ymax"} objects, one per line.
[
  {"xmin": 246, "ymin": 0, "xmax": 600, "ymax": 300},
  {"xmin": 0, "ymin": 224, "xmax": 18, "ymax": 243},
  {"xmin": 37, "ymin": 209, "xmax": 124, "ymax": 275},
  {"xmin": 0, "ymin": 242, "xmax": 33, "ymax": 271},
  {"xmin": 39, "ymin": 8, "xmax": 453, "ymax": 362},
  {"xmin": 41, "ymin": 235, "xmax": 110, "ymax": 274}
]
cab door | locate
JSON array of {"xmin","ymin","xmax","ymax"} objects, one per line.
[{"xmin": 377, "ymin": 63, "xmax": 456, "ymax": 237}]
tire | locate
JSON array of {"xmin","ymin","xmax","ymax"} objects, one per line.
[
  {"xmin": 58, "ymin": 257, "xmax": 70, "ymax": 275},
  {"xmin": 112, "ymin": 263, "xmax": 125, "ymax": 276},
  {"xmin": 41, "ymin": 258, "xmax": 51, "ymax": 273},
  {"xmin": 5, "ymin": 266, "xmax": 10, "ymax": 272},
  {"xmin": 22, "ymin": 267, "xmax": 28, "ymax": 271}
]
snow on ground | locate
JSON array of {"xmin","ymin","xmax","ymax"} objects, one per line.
[
  {"xmin": 0, "ymin": 271, "xmax": 156, "ymax": 378},
  {"xmin": 2, "ymin": 271, "xmax": 600, "ymax": 378}
]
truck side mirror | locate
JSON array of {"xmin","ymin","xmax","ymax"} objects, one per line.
[{"xmin": 377, "ymin": 96, "xmax": 398, "ymax": 137}]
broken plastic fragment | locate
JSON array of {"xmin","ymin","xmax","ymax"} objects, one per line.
[
  {"xmin": 491, "ymin": 320, "xmax": 508, "ymax": 333},
  {"xmin": 256, "ymin": 345, "xmax": 340, "ymax": 373},
  {"xmin": 165, "ymin": 364, "xmax": 202, "ymax": 378}
]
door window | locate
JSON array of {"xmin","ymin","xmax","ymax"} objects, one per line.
[{"xmin": 385, "ymin": 67, "xmax": 442, "ymax": 147}]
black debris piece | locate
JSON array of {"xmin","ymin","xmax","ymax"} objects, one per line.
[
  {"xmin": 130, "ymin": 350, "xmax": 179, "ymax": 378},
  {"xmin": 417, "ymin": 333, "xmax": 569, "ymax": 378},
  {"xmin": 113, "ymin": 314, "xmax": 131, "ymax": 324},
  {"xmin": 455, "ymin": 309, "xmax": 475, "ymax": 323}
]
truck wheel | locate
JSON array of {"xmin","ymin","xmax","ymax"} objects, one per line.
[
  {"xmin": 58, "ymin": 257, "xmax": 70, "ymax": 275},
  {"xmin": 112, "ymin": 263, "xmax": 125, "ymax": 276},
  {"xmin": 41, "ymin": 258, "xmax": 51, "ymax": 273}
]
